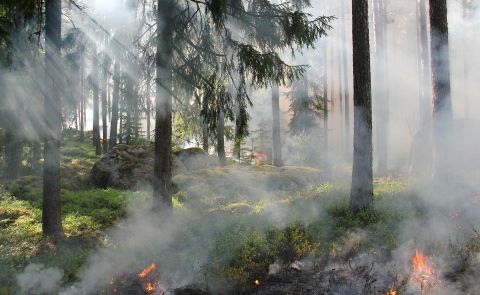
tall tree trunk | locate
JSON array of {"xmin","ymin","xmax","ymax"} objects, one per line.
[
  {"xmin": 125, "ymin": 75, "xmax": 133, "ymax": 145},
  {"xmin": 374, "ymin": 0, "xmax": 389, "ymax": 175},
  {"xmin": 233, "ymin": 116, "xmax": 242, "ymax": 161},
  {"xmin": 80, "ymin": 52, "xmax": 85, "ymax": 142},
  {"xmin": 323, "ymin": 43, "xmax": 329, "ymax": 152},
  {"xmin": 416, "ymin": 0, "xmax": 432, "ymax": 127},
  {"xmin": 153, "ymin": 0, "xmax": 174, "ymax": 211},
  {"xmin": 462, "ymin": 0, "xmax": 470, "ymax": 118},
  {"xmin": 429, "ymin": 0, "xmax": 453, "ymax": 183},
  {"xmin": 271, "ymin": 84, "xmax": 283, "ymax": 166},
  {"xmin": 217, "ymin": 109, "xmax": 226, "ymax": 166},
  {"xmin": 92, "ymin": 56, "xmax": 101, "ymax": 155},
  {"xmin": 341, "ymin": 0, "xmax": 351, "ymax": 159},
  {"xmin": 134, "ymin": 90, "xmax": 140, "ymax": 140},
  {"xmin": 146, "ymin": 76, "xmax": 151, "ymax": 140},
  {"xmin": 43, "ymin": 0, "xmax": 64, "ymax": 239},
  {"xmin": 350, "ymin": 0, "xmax": 373, "ymax": 211},
  {"xmin": 101, "ymin": 58, "xmax": 108, "ymax": 153},
  {"xmin": 109, "ymin": 62, "xmax": 120, "ymax": 150}
]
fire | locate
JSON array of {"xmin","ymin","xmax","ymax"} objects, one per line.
[
  {"xmin": 138, "ymin": 263, "xmax": 157, "ymax": 280},
  {"xmin": 384, "ymin": 288, "xmax": 397, "ymax": 295},
  {"xmin": 410, "ymin": 249, "xmax": 439, "ymax": 294},
  {"xmin": 254, "ymin": 279, "xmax": 261, "ymax": 286},
  {"xmin": 138, "ymin": 263, "xmax": 164, "ymax": 295}
]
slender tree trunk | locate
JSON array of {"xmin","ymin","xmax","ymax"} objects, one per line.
[
  {"xmin": 80, "ymin": 52, "xmax": 85, "ymax": 142},
  {"xmin": 341, "ymin": 0, "xmax": 350, "ymax": 158},
  {"xmin": 417, "ymin": 0, "xmax": 432, "ymax": 127},
  {"xmin": 125, "ymin": 76, "xmax": 133, "ymax": 145},
  {"xmin": 350, "ymin": 0, "xmax": 373, "ymax": 211},
  {"xmin": 92, "ymin": 56, "xmax": 101, "ymax": 155},
  {"xmin": 146, "ymin": 76, "xmax": 151, "ymax": 140},
  {"xmin": 43, "ymin": 0, "xmax": 64, "ymax": 239},
  {"xmin": 323, "ymin": 43, "xmax": 329, "ymax": 152},
  {"xmin": 109, "ymin": 62, "xmax": 120, "ymax": 149},
  {"xmin": 217, "ymin": 109, "xmax": 226, "ymax": 166},
  {"xmin": 101, "ymin": 59, "xmax": 108, "ymax": 153},
  {"xmin": 374, "ymin": 0, "xmax": 389, "ymax": 175},
  {"xmin": 429, "ymin": 0, "xmax": 453, "ymax": 183},
  {"xmin": 153, "ymin": 0, "xmax": 174, "ymax": 211},
  {"xmin": 233, "ymin": 116, "xmax": 242, "ymax": 161},
  {"xmin": 462, "ymin": 0, "xmax": 470, "ymax": 118},
  {"xmin": 134, "ymin": 90, "xmax": 140, "ymax": 140},
  {"xmin": 271, "ymin": 84, "xmax": 283, "ymax": 166}
]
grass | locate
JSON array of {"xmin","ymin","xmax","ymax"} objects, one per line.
[{"xmin": 0, "ymin": 134, "xmax": 422, "ymax": 294}]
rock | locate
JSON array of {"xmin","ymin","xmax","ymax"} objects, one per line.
[
  {"xmin": 91, "ymin": 145, "xmax": 214, "ymax": 189},
  {"xmin": 174, "ymin": 147, "xmax": 218, "ymax": 171}
]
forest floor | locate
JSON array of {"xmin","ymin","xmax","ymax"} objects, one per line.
[{"xmin": 1, "ymin": 136, "xmax": 479, "ymax": 295}]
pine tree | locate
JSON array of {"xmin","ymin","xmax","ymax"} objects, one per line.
[
  {"xmin": 429, "ymin": 0, "xmax": 453, "ymax": 184},
  {"xmin": 43, "ymin": 0, "xmax": 64, "ymax": 239},
  {"xmin": 350, "ymin": 0, "xmax": 374, "ymax": 212}
]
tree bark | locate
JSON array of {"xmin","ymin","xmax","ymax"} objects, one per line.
[
  {"xmin": 92, "ymin": 55, "xmax": 101, "ymax": 155},
  {"xmin": 350, "ymin": 0, "xmax": 373, "ymax": 211},
  {"xmin": 271, "ymin": 84, "xmax": 283, "ymax": 166},
  {"xmin": 341, "ymin": 0, "xmax": 351, "ymax": 159},
  {"xmin": 146, "ymin": 76, "xmax": 151, "ymax": 140},
  {"xmin": 43, "ymin": 0, "xmax": 64, "ymax": 239},
  {"xmin": 374, "ymin": 0, "xmax": 389, "ymax": 175},
  {"xmin": 217, "ymin": 109, "xmax": 226, "ymax": 166},
  {"xmin": 417, "ymin": 0, "xmax": 432, "ymax": 127},
  {"xmin": 153, "ymin": 0, "xmax": 174, "ymax": 211},
  {"xmin": 323, "ymin": 43, "xmax": 329, "ymax": 152},
  {"xmin": 101, "ymin": 58, "xmax": 108, "ymax": 153},
  {"xmin": 429, "ymin": 0, "xmax": 453, "ymax": 183},
  {"xmin": 109, "ymin": 62, "xmax": 120, "ymax": 150}
]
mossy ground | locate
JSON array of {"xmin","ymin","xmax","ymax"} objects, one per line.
[{"xmin": 0, "ymin": 135, "xmax": 456, "ymax": 294}]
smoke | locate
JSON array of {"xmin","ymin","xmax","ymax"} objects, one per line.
[
  {"xmin": 7, "ymin": 0, "xmax": 480, "ymax": 294},
  {"xmin": 16, "ymin": 264, "xmax": 64, "ymax": 294}
]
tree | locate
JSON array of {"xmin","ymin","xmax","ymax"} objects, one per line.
[
  {"xmin": 153, "ymin": 0, "xmax": 175, "ymax": 211},
  {"xmin": 271, "ymin": 84, "xmax": 283, "ymax": 166},
  {"xmin": 429, "ymin": 0, "xmax": 453, "ymax": 183},
  {"xmin": 42, "ymin": 0, "xmax": 64, "ymax": 239},
  {"xmin": 350, "ymin": 0, "xmax": 373, "ymax": 211},
  {"xmin": 101, "ymin": 52, "xmax": 110, "ymax": 153},
  {"xmin": 92, "ymin": 53, "xmax": 101, "ymax": 155},
  {"xmin": 152, "ymin": 0, "xmax": 332, "ymax": 209},
  {"xmin": 109, "ymin": 62, "xmax": 120, "ymax": 149},
  {"xmin": 340, "ymin": 0, "xmax": 351, "ymax": 158},
  {"xmin": 373, "ymin": 0, "xmax": 389, "ymax": 175},
  {"xmin": 287, "ymin": 77, "xmax": 323, "ymax": 135},
  {"xmin": 416, "ymin": 0, "xmax": 431, "ymax": 127}
]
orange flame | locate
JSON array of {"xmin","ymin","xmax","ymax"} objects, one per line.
[
  {"xmin": 138, "ymin": 263, "xmax": 157, "ymax": 280},
  {"xmin": 384, "ymin": 288, "xmax": 397, "ymax": 295},
  {"xmin": 138, "ymin": 263, "xmax": 164, "ymax": 294},
  {"xmin": 411, "ymin": 249, "xmax": 434, "ymax": 281},
  {"xmin": 254, "ymin": 279, "xmax": 261, "ymax": 286},
  {"xmin": 411, "ymin": 249, "xmax": 439, "ymax": 294}
]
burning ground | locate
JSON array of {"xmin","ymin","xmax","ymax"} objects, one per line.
[{"xmin": 2, "ymin": 140, "xmax": 480, "ymax": 294}]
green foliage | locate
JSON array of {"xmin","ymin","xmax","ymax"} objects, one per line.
[{"xmin": 62, "ymin": 189, "xmax": 127, "ymax": 227}]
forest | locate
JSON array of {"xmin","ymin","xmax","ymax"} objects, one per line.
[{"xmin": 0, "ymin": 0, "xmax": 479, "ymax": 294}]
